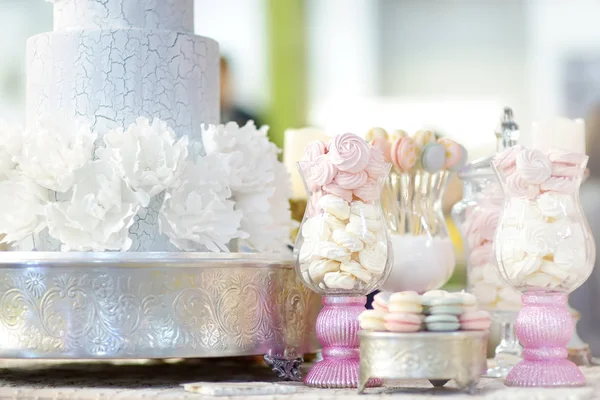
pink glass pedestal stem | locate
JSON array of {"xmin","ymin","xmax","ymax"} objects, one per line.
[
  {"xmin": 304, "ymin": 296, "xmax": 382, "ymax": 388},
  {"xmin": 505, "ymin": 292, "xmax": 585, "ymax": 387}
]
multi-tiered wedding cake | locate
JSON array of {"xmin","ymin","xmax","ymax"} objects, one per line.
[{"xmin": 0, "ymin": 0, "xmax": 292, "ymax": 253}]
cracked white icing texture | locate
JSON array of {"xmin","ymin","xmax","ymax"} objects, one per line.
[
  {"xmin": 54, "ymin": 0, "xmax": 194, "ymax": 32},
  {"xmin": 26, "ymin": 30, "xmax": 219, "ymax": 144}
]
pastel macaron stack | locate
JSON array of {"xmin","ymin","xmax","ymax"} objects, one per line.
[
  {"xmin": 383, "ymin": 291, "xmax": 424, "ymax": 333},
  {"xmin": 359, "ymin": 290, "xmax": 491, "ymax": 334}
]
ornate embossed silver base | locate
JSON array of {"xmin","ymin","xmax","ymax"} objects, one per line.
[
  {"xmin": 358, "ymin": 331, "xmax": 488, "ymax": 394},
  {"xmin": 0, "ymin": 252, "xmax": 320, "ymax": 368}
]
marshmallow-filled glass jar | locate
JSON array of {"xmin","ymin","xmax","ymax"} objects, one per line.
[
  {"xmin": 293, "ymin": 133, "xmax": 392, "ymax": 388},
  {"xmin": 452, "ymin": 108, "xmax": 522, "ymax": 378},
  {"xmin": 491, "ymin": 146, "xmax": 594, "ymax": 387}
]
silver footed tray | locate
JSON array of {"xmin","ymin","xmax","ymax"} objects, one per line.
[
  {"xmin": 0, "ymin": 252, "xmax": 320, "ymax": 381},
  {"xmin": 359, "ymin": 330, "xmax": 488, "ymax": 393}
]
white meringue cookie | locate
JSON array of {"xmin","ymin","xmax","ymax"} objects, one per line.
[
  {"xmin": 540, "ymin": 260, "xmax": 570, "ymax": 281},
  {"xmin": 507, "ymin": 255, "xmax": 542, "ymax": 281},
  {"xmin": 322, "ymin": 212, "xmax": 346, "ymax": 231},
  {"xmin": 332, "ymin": 229, "xmax": 364, "ymax": 252},
  {"xmin": 498, "ymin": 287, "xmax": 521, "ymax": 305},
  {"xmin": 523, "ymin": 221, "xmax": 555, "ymax": 256},
  {"xmin": 358, "ymin": 245, "xmax": 387, "ymax": 275},
  {"xmin": 340, "ymin": 260, "xmax": 372, "ymax": 283},
  {"xmin": 349, "ymin": 214, "xmax": 382, "ymax": 232},
  {"xmin": 301, "ymin": 216, "xmax": 332, "ymax": 240},
  {"xmin": 312, "ymin": 241, "xmax": 351, "ymax": 262},
  {"xmin": 350, "ymin": 200, "xmax": 379, "ymax": 219},
  {"xmin": 503, "ymin": 199, "xmax": 543, "ymax": 227},
  {"xmin": 482, "ymin": 264, "xmax": 503, "ymax": 285},
  {"xmin": 537, "ymin": 192, "xmax": 574, "ymax": 218},
  {"xmin": 472, "ymin": 282, "xmax": 498, "ymax": 306},
  {"xmin": 526, "ymin": 272, "xmax": 562, "ymax": 289},
  {"xmin": 323, "ymin": 271, "xmax": 357, "ymax": 290},
  {"xmin": 555, "ymin": 237, "xmax": 585, "ymax": 269},
  {"xmin": 346, "ymin": 222, "xmax": 377, "ymax": 245},
  {"xmin": 299, "ymin": 239, "xmax": 317, "ymax": 264},
  {"xmin": 308, "ymin": 259, "xmax": 341, "ymax": 282},
  {"xmin": 499, "ymin": 227, "xmax": 525, "ymax": 264},
  {"xmin": 469, "ymin": 266, "xmax": 485, "ymax": 283},
  {"xmin": 318, "ymin": 194, "xmax": 350, "ymax": 220}
]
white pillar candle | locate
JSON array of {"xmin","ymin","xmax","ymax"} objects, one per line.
[
  {"xmin": 531, "ymin": 117, "xmax": 586, "ymax": 155},
  {"xmin": 283, "ymin": 127, "xmax": 330, "ymax": 199}
]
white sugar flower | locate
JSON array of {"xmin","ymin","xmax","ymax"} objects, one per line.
[
  {"xmin": 237, "ymin": 161, "xmax": 294, "ymax": 253},
  {"xmin": 100, "ymin": 117, "xmax": 188, "ymax": 207},
  {"xmin": 45, "ymin": 160, "xmax": 140, "ymax": 251},
  {"xmin": 159, "ymin": 154, "xmax": 246, "ymax": 252},
  {"xmin": 18, "ymin": 116, "xmax": 96, "ymax": 192},
  {"xmin": 0, "ymin": 172, "xmax": 47, "ymax": 246},
  {"xmin": 202, "ymin": 121, "xmax": 279, "ymax": 194},
  {"xmin": 0, "ymin": 120, "xmax": 23, "ymax": 180}
]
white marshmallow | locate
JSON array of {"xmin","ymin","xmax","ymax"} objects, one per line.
[
  {"xmin": 322, "ymin": 212, "xmax": 346, "ymax": 231},
  {"xmin": 332, "ymin": 229, "xmax": 364, "ymax": 252},
  {"xmin": 526, "ymin": 272, "xmax": 563, "ymax": 289},
  {"xmin": 302, "ymin": 216, "xmax": 331, "ymax": 240},
  {"xmin": 312, "ymin": 241, "xmax": 351, "ymax": 262},
  {"xmin": 350, "ymin": 200, "xmax": 379, "ymax": 219},
  {"xmin": 507, "ymin": 256, "xmax": 542, "ymax": 281},
  {"xmin": 358, "ymin": 245, "xmax": 387, "ymax": 275},
  {"xmin": 323, "ymin": 271, "xmax": 357, "ymax": 290},
  {"xmin": 308, "ymin": 259, "xmax": 341, "ymax": 282},
  {"xmin": 349, "ymin": 214, "xmax": 382, "ymax": 232},
  {"xmin": 537, "ymin": 192, "xmax": 574, "ymax": 219},
  {"xmin": 318, "ymin": 194, "xmax": 350, "ymax": 220},
  {"xmin": 340, "ymin": 260, "xmax": 373, "ymax": 283},
  {"xmin": 472, "ymin": 282, "xmax": 498, "ymax": 306},
  {"xmin": 299, "ymin": 239, "xmax": 317, "ymax": 264},
  {"xmin": 346, "ymin": 222, "xmax": 377, "ymax": 245}
]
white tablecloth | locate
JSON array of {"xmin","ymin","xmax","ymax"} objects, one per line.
[{"xmin": 0, "ymin": 359, "xmax": 597, "ymax": 399}]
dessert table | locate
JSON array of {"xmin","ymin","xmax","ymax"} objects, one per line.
[{"xmin": 0, "ymin": 358, "xmax": 597, "ymax": 399}]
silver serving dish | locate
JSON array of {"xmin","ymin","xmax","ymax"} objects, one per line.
[
  {"xmin": 359, "ymin": 331, "xmax": 487, "ymax": 393},
  {"xmin": 0, "ymin": 252, "xmax": 320, "ymax": 380}
]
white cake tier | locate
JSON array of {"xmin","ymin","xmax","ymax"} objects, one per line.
[
  {"xmin": 26, "ymin": 29, "xmax": 219, "ymax": 142},
  {"xmin": 54, "ymin": 0, "xmax": 194, "ymax": 32},
  {"xmin": 25, "ymin": 28, "xmax": 219, "ymax": 252}
]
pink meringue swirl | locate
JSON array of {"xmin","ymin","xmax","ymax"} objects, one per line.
[
  {"xmin": 328, "ymin": 133, "xmax": 371, "ymax": 173},
  {"xmin": 469, "ymin": 242, "xmax": 493, "ymax": 267},
  {"xmin": 505, "ymin": 173, "xmax": 540, "ymax": 199},
  {"xmin": 463, "ymin": 209, "xmax": 484, "ymax": 249},
  {"xmin": 334, "ymin": 170, "xmax": 368, "ymax": 190},
  {"xmin": 365, "ymin": 147, "xmax": 390, "ymax": 179},
  {"xmin": 551, "ymin": 163, "xmax": 580, "ymax": 178},
  {"xmin": 301, "ymin": 155, "xmax": 337, "ymax": 192},
  {"xmin": 323, "ymin": 182, "xmax": 353, "ymax": 202},
  {"xmin": 493, "ymin": 145, "xmax": 521, "ymax": 173},
  {"xmin": 515, "ymin": 148, "xmax": 552, "ymax": 184},
  {"xmin": 548, "ymin": 149, "xmax": 587, "ymax": 166},
  {"xmin": 302, "ymin": 140, "xmax": 327, "ymax": 161},
  {"xmin": 353, "ymin": 178, "xmax": 379, "ymax": 203},
  {"xmin": 540, "ymin": 177, "xmax": 577, "ymax": 194},
  {"xmin": 471, "ymin": 207, "xmax": 499, "ymax": 242}
]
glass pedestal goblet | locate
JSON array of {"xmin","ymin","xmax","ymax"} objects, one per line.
[
  {"xmin": 492, "ymin": 148, "xmax": 595, "ymax": 387},
  {"xmin": 294, "ymin": 161, "xmax": 392, "ymax": 388},
  {"xmin": 452, "ymin": 169, "xmax": 522, "ymax": 378}
]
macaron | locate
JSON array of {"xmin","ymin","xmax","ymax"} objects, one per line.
[
  {"xmin": 358, "ymin": 310, "xmax": 387, "ymax": 331},
  {"xmin": 429, "ymin": 293, "xmax": 465, "ymax": 315},
  {"xmin": 459, "ymin": 310, "xmax": 492, "ymax": 331},
  {"xmin": 420, "ymin": 142, "xmax": 446, "ymax": 173},
  {"xmin": 373, "ymin": 291, "xmax": 392, "ymax": 313},
  {"xmin": 425, "ymin": 314, "xmax": 460, "ymax": 332},
  {"xmin": 384, "ymin": 312, "xmax": 423, "ymax": 333},
  {"xmin": 421, "ymin": 290, "xmax": 449, "ymax": 314},
  {"xmin": 388, "ymin": 291, "xmax": 423, "ymax": 314}
]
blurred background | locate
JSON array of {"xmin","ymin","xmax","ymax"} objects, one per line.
[{"xmin": 2, "ymin": 0, "xmax": 600, "ymax": 289}]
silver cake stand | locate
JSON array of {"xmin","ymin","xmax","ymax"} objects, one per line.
[{"xmin": 0, "ymin": 252, "xmax": 320, "ymax": 381}]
